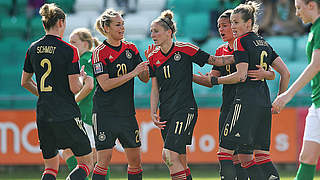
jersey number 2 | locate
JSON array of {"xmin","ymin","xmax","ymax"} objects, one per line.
[{"xmin": 40, "ymin": 58, "xmax": 52, "ymax": 92}]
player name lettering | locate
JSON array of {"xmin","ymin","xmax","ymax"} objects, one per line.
[
  {"xmin": 253, "ymin": 40, "xmax": 268, "ymax": 47},
  {"xmin": 37, "ymin": 46, "xmax": 56, "ymax": 54}
]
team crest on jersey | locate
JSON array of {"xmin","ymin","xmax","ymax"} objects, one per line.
[
  {"xmin": 174, "ymin": 52, "xmax": 181, "ymax": 61},
  {"xmin": 93, "ymin": 62, "xmax": 103, "ymax": 74},
  {"xmin": 98, "ymin": 132, "xmax": 106, "ymax": 141},
  {"xmin": 126, "ymin": 50, "xmax": 132, "ymax": 59}
]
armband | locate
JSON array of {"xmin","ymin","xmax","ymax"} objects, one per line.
[{"xmin": 211, "ymin": 76, "xmax": 219, "ymax": 85}]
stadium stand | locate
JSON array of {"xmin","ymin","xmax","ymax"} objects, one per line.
[{"xmin": 0, "ymin": 0, "xmax": 312, "ymax": 109}]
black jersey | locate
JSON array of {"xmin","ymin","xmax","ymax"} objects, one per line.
[
  {"xmin": 212, "ymin": 43, "xmax": 236, "ymax": 108},
  {"xmin": 23, "ymin": 35, "xmax": 81, "ymax": 122},
  {"xmin": 233, "ymin": 32, "xmax": 279, "ymax": 107},
  {"xmin": 92, "ymin": 40, "xmax": 142, "ymax": 116},
  {"xmin": 149, "ymin": 42, "xmax": 210, "ymax": 119}
]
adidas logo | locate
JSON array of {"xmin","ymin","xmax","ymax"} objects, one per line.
[
  {"xmin": 156, "ymin": 60, "xmax": 161, "ymax": 64},
  {"xmin": 235, "ymin": 133, "xmax": 240, "ymax": 137},
  {"xmin": 109, "ymin": 55, "xmax": 113, "ymax": 59},
  {"xmin": 269, "ymin": 175, "xmax": 278, "ymax": 180}
]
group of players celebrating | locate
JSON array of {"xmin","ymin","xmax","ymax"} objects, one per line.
[{"xmin": 21, "ymin": 0, "xmax": 320, "ymax": 180}]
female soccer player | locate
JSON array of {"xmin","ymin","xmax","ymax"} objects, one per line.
[
  {"xmin": 91, "ymin": 9, "xmax": 149, "ymax": 180},
  {"xmin": 206, "ymin": 2, "xmax": 290, "ymax": 179},
  {"xmin": 193, "ymin": 9, "xmax": 278, "ymax": 180},
  {"xmin": 61, "ymin": 28, "xmax": 110, "ymax": 180},
  {"xmin": 21, "ymin": 3, "xmax": 93, "ymax": 180},
  {"xmin": 146, "ymin": 9, "xmax": 237, "ymax": 180},
  {"xmin": 273, "ymin": 0, "xmax": 320, "ymax": 179}
]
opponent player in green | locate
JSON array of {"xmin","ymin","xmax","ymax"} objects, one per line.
[
  {"xmin": 61, "ymin": 28, "xmax": 110, "ymax": 180},
  {"xmin": 273, "ymin": 0, "xmax": 320, "ymax": 179}
]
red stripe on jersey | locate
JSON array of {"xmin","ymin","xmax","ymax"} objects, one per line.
[
  {"xmin": 175, "ymin": 42, "xmax": 199, "ymax": 56},
  {"xmin": 215, "ymin": 43, "xmax": 234, "ymax": 56},
  {"xmin": 233, "ymin": 33, "xmax": 249, "ymax": 52},
  {"xmin": 93, "ymin": 43, "xmax": 107, "ymax": 65},
  {"xmin": 56, "ymin": 37, "xmax": 79, "ymax": 63}
]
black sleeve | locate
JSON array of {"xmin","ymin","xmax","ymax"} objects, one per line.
[
  {"xmin": 134, "ymin": 52, "xmax": 143, "ymax": 67},
  {"xmin": 23, "ymin": 48, "xmax": 34, "ymax": 73},
  {"xmin": 191, "ymin": 49, "xmax": 210, "ymax": 67},
  {"xmin": 233, "ymin": 38, "xmax": 249, "ymax": 64},
  {"xmin": 269, "ymin": 44, "xmax": 279, "ymax": 64},
  {"xmin": 67, "ymin": 48, "xmax": 80, "ymax": 75}
]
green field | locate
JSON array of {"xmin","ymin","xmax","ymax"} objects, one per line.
[{"xmin": 1, "ymin": 164, "xmax": 320, "ymax": 180}]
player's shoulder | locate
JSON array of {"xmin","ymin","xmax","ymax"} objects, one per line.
[
  {"xmin": 175, "ymin": 41, "xmax": 199, "ymax": 51},
  {"xmin": 123, "ymin": 40, "xmax": 138, "ymax": 50},
  {"xmin": 92, "ymin": 43, "xmax": 108, "ymax": 64},
  {"xmin": 148, "ymin": 46, "xmax": 161, "ymax": 62}
]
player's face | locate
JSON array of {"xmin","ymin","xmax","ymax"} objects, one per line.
[
  {"xmin": 217, "ymin": 17, "xmax": 234, "ymax": 42},
  {"xmin": 230, "ymin": 13, "xmax": 251, "ymax": 38},
  {"xmin": 295, "ymin": 0, "xmax": 313, "ymax": 24},
  {"xmin": 150, "ymin": 22, "xmax": 171, "ymax": 46},
  {"xmin": 105, "ymin": 15, "xmax": 125, "ymax": 41},
  {"xmin": 69, "ymin": 34, "xmax": 87, "ymax": 56}
]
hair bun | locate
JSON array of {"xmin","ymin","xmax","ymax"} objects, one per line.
[{"xmin": 161, "ymin": 10, "xmax": 174, "ymax": 20}]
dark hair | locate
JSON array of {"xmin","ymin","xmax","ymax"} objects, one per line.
[
  {"xmin": 232, "ymin": 1, "xmax": 260, "ymax": 32},
  {"xmin": 70, "ymin": 28, "xmax": 101, "ymax": 50},
  {"xmin": 95, "ymin": 8, "xmax": 123, "ymax": 37},
  {"xmin": 39, "ymin": 3, "xmax": 65, "ymax": 31},
  {"xmin": 303, "ymin": 0, "xmax": 320, "ymax": 8},
  {"xmin": 153, "ymin": 10, "xmax": 177, "ymax": 38},
  {"xmin": 218, "ymin": 9, "xmax": 233, "ymax": 22}
]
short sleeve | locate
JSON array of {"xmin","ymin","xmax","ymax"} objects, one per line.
[
  {"xmin": 148, "ymin": 56, "xmax": 156, "ymax": 77},
  {"xmin": 134, "ymin": 52, "xmax": 143, "ymax": 67},
  {"xmin": 23, "ymin": 48, "xmax": 34, "ymax": 73},
  {"xmin": 233, "ymin": 38, "xmax": 249, "ymax": 64},
  {"xmin": 268, "ymin": 44, "xmax": 279, "ymax": 64},
  {"xmin": 313, "ymin": 27, "xmax": 320, "ymax": 50},
  {"xmin": 191, "ymin": 49, "xmax": 210, "ymax": 67},
  {"xmin": 92, "ymin": 47, "xmax": 109, "ymax": 77},
  {"xmin": 67, "ymin": 48, "xmax": 80, "ymax": 75}
]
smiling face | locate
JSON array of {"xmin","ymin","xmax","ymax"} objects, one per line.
[
  {"xmin": 218, "ymin": 17, "xmax": 234, "ymax": 42},
  {"xmin": 150, "ymin": 22, "xmax": 171, "ymax": 46},
  {"xmin": 295, "ymin": 0, "xmax": 313, "ymax": 24},
  {"xmin": 105, "ymin": 15, "xmax": 125, "ymax": 41},
  {"xmin": 230, "ymin": 12, "xmax": 252, "ymax": 38}
]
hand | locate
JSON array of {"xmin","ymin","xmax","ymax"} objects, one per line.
[
  {"xmin": 132, "ymin": 61, "xmax": 149, "ymax": 76},
  {"xmin": 247, "ymin": 65, "xmax": 266, "ymax": 81},
  {"xmin": 145, "ymin": 44, "xmax": 156, "ymax": 60},
  {"xmin": 197, "ymin": 71, "xmax": 211, "ymax": 84},
  {"xmin": 272, "ymin": 92, "xmax": 291, "ymax": 113},
  {"xmin": 151, "ymin": 113, "xmax": 167, "ymax": 129},
  {"xmin": 80, "ymin": 65, "xmax": 87, "ymax": 82}
]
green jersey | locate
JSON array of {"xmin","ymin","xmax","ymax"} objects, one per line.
[
  {"xmin": 78, "ymin": 51, "xmax": 95, "ymax": 125},
  {"xmin": 307, "ymin": 18, "xmax": 320, "ymax": 107}
]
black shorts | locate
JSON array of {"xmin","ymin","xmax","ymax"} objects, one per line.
[
  {"xmin": 161, "ymin": 107, "xmax": 198, "ymax": 154},
  {"xmin": 37, "ymin": 118, "xmax": 92, "ymax": 159},
  {"xmin": 93, "ymin": 112, "xmax": 141, "ymax": 151},
  {"xmin": 218, "ymin": 105, "xmax": 232, "ymax": 137},
  {"xmin": 219, "ymin": 102, "xmax": 271, "ymax": 152}
]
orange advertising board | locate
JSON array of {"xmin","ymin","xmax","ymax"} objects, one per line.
[{"xmin": 0, "ymin": 108, "xmax": 297, "ymax": 165}]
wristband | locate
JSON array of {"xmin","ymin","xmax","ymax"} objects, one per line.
[{"xmin": 211, "ymin": 76, "xmax": 219, "ymax": 85}]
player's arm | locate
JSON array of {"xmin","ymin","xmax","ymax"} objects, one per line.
[
  {"xmin": 97, "ymin": 61, "xmax": 148, "ymax": 92},
  {"xmin": 207, "ymin": 55, "xmax": 234, "ymax": 66},
  {"xmin": 21, "ymin": 71, "xmax": 39, "ymax": 96},
  {"xmin": 247, "ymin": 65, "xmax": 275, "ymax": 81},
  {"xmin": 150, "ymin": 77, "xmax": 166, "ymax": 129},
  {"xmin": 271, "ymin": 57, "xmax": 290, "ymax": 95},
  {"xmin": 212, "ymin": 63, "xmax": 248, "ymax": 85},
  {"xmin": 273, "ymin": 49, "xmax": 320, "ymax": 112},
  {"xmin": 193, "ymin": 70, "xmax": 220, "ymax": 87},
  {"xmin": 75, "ymin": 76, "xmax": 94, "ymax": 102}
]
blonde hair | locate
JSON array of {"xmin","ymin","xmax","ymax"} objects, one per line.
[
  {"xmin": 95, "ymin": 8, "xmax": 123, "ymax": 37},
  {"xmin": 232, "ymin": 1, "xmax": 260, "ymax": 33},
  {"xmin": 39, "ymin": 3, "xmax": 65, "ymax": 31},
  {"xmin": 70, "ymin": 28, "xmax": 100, "ymax": 50},
  {"xmin": 153, "ymin": 10, "xmax": 177, "ymax": 38}
]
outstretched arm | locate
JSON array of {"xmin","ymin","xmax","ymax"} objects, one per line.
[{"xmin": 207, "ymin": 55, "xmax": 234, "ymax": 66}]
